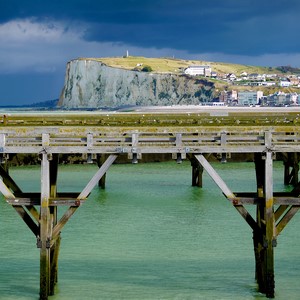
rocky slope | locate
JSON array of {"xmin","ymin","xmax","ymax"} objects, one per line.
[{"xmin": 58, "ymin": 59, "xmax": 215, "ymax": 108}]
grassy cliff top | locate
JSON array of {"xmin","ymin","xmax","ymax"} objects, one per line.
[
  {"xmin": 79, "ymin": 56, "xmax": 288, "ymax": 75},
  {"xmin": 76, "ymin": 56, "xmax": 300, "ymax": 94}
]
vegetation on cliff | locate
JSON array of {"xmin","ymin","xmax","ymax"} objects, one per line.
[{"xmin": 77, "ymin": 56, "xmax": 300, "ymax": 96}]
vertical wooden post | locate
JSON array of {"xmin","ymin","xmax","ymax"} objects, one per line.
[
  {"xmin": 283, "ymin": 153, "xmax": 299, "ymax": 186},
  {"xmin": 40, "ymin": 136, "xmax": 51, "ymax": 300},
  {"xmin": 97, "ymin": 154, "xmax": 106, "ymax": 189},
  {"xmin": 253, "ymin": 151, "xmax": 265, "ymax": 288},
  {"xmin": 254, "ymin": 133, "xmax": 275, "ymax": 298},
  {"xmin": 190, "ymin": 155, "xmax": 203, "ymax": 187},
  {"xmin": 264, "ymin": 149, "xmax": 275, "ymax": 298},
  {"xmin": 49, "ymin": 154, "xmax": 60, "ymax": 295}
]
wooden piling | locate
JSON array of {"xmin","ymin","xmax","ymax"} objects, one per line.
[
  {"xmin": 283, "ymin": 153, "xmax": 299, "ymax": 186},
  {"xmin": 49, "ymin": 154, "xmax": 60, "ymax": 295},
  {"xmin": 189, "ymin": 155, "xmax": 204, "ymax": 187},
  {"xmin": 264, "ymin": 149, "xmax": 275, "ymax": 298},
  {"xmin": 97, "ymin": 154, "xmax": 107, "ymax": 189},
  {"xmin": 253, "ymin": 133, "xmax": 276, "ymax": 298},
  {"xmin": 40, "ymin": 149, "xmax": 51, "ymax": 300}
]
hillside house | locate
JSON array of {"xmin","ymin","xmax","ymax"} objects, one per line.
[
  {"xmin": 248, "ymin": 73, "xmax": 266, "ymax": 81},
  {"xmin": 226, "ymin": 73, "xmax": 237, "ymax": 81},
  {"xmin": 240, "ymin": 71, "xmax": 248, "ymax": 78},
  {"xmin": 288, "ymin": 77, "xmax": 299, "ymax": 86},
  {"xmin": 211, "ymin": 71, "xmax": 217, "ymax": 78},
  {"xmin": 184, "ymin": 65, "xmax": 211, "ymax": 76},
  {"xmin": 260, "ymin": 81, "xmax": 276, "ymax": 87},
  {"xmin": 279, "ymin": 78, "xmax": 291, "ymax": 87}
]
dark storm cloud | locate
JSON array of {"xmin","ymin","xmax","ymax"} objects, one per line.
[
  {"xmin": 1, "ymin": 0, "xmax": 300, "ymax": 56},
  {"xmin": 1, "ymin": 0, "xmax": 300, "ymax": 105}
]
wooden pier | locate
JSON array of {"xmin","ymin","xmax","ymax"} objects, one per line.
[{"xmin": 0, "ymin": 107, "xmax": 300, "ymax": 299}]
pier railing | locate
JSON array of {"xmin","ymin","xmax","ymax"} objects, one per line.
[{"xmin": 0, "ymin": 109, "xmax": 300, "ymax": 156}]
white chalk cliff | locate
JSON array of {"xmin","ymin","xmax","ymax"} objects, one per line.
[{"xmin": 58, "ymin": 59, "xmax": 215, "ymax": 108}]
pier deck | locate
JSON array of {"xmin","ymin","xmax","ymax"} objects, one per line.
[{"xmin": 1, "ymin": 107, "xmax": 300, "ymax": 299}]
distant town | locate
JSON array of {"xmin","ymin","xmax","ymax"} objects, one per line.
[{"xmin": 184, "ymin": 65, "xmax": 300, "ymax": 106}]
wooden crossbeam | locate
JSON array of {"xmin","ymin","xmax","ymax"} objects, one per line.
[
  {"xmin": 0, "ymin": 165, "xmax": 22, "ymax": 193},
  {"xmin": 194, "ymin": 154, "xmax": 235, "ymax": 199},
  {"xmin": 6, "ymin": 195, "xmax": 83, "ymax": 206},
  {"xmin": 78, "ymin": 154, "xmax": 118, "ymax": 199},
  {"xmin": 13, "ymin": 205, "xmax": 39, "ymax": 236},
  {"xmin": 0, "ymin": 178, "xmax": 15, "ymax": 199},
  {"xmin": 50, "ymin": 155, "xmax": 117, "ymax": 240},
  {"xmin": 234, "ymin": 205, "xmax": 258, "ymax": 231},
  {"xmin": 275, "ymin": 205, "xmax": 289, "ymax": 222},
  {"xmin": 52, "ymin": 206, "xmax": 78, "ymax": 239},
  {"xmin": 276, "ymin": 205, "xmax": 300, "ymax": 236}
]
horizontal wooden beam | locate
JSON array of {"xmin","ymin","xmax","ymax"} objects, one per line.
[{"xmin": 6, "ymin": 197, "xmax": 84, "ymax": 206}]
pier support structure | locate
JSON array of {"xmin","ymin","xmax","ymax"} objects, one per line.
[
  {"xmin": 0, "ymin": 147, "xmax": 117, "ymax": 299},
  {"xmin": 193, "ymin": 131, "xmax": 300, "ymax": 298},
  {"xmin": 1, "ymin": 110, "xmax": 300, "ymax": 299}
]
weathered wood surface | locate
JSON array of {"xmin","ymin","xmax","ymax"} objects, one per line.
[{"xmin": 0, "ymin": 109, "xmax": 300, "ymax": 155}]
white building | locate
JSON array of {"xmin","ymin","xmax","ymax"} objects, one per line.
[
  {"xmin": 238, "ymin": 91, "xmax": 263, "ymax": 106},
  {"xmin": 279, "ymin": 78, "xmax": 292, "ymax": 87},
  {"xmin": 184, "ymin": 65, "xmax": 212, "ymax": 76},
  {"xmin": 279, "ymin": 79, "xmax": 291, "ymax": 87}
]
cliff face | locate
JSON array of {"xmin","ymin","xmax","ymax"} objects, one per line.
[{"xmin": 58, "ymin": 59, "xmax": 215, "ymax": 108}]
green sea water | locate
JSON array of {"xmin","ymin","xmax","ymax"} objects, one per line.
[{"xmin": 0, "ymin": 161, "xmax": 300, "ymax": 299}]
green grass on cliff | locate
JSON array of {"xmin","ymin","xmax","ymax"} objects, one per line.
[
  {"xmin": 81, "ymin": 56, "xmax": 284, "ymax": 75},
  {"xmin": 78, "ymin": 56, "xmax": 300, "ymax": 94}
]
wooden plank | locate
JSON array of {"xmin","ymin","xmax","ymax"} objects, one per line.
[
  {"xmin": 3, "ymin": 137, "xmax": 300, "ymax": 155},
  {"xmin": 194, "ymin": 154, "xmax": 235, "ymax": 199},
  {"xmin": 77, "ymin": 154, "xmax": 118, "ymax": 200}
]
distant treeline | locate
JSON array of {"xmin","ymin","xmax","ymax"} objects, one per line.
[{"xmin": 275, "ymin": 65, "xmax": 300, "ymax": 74}]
